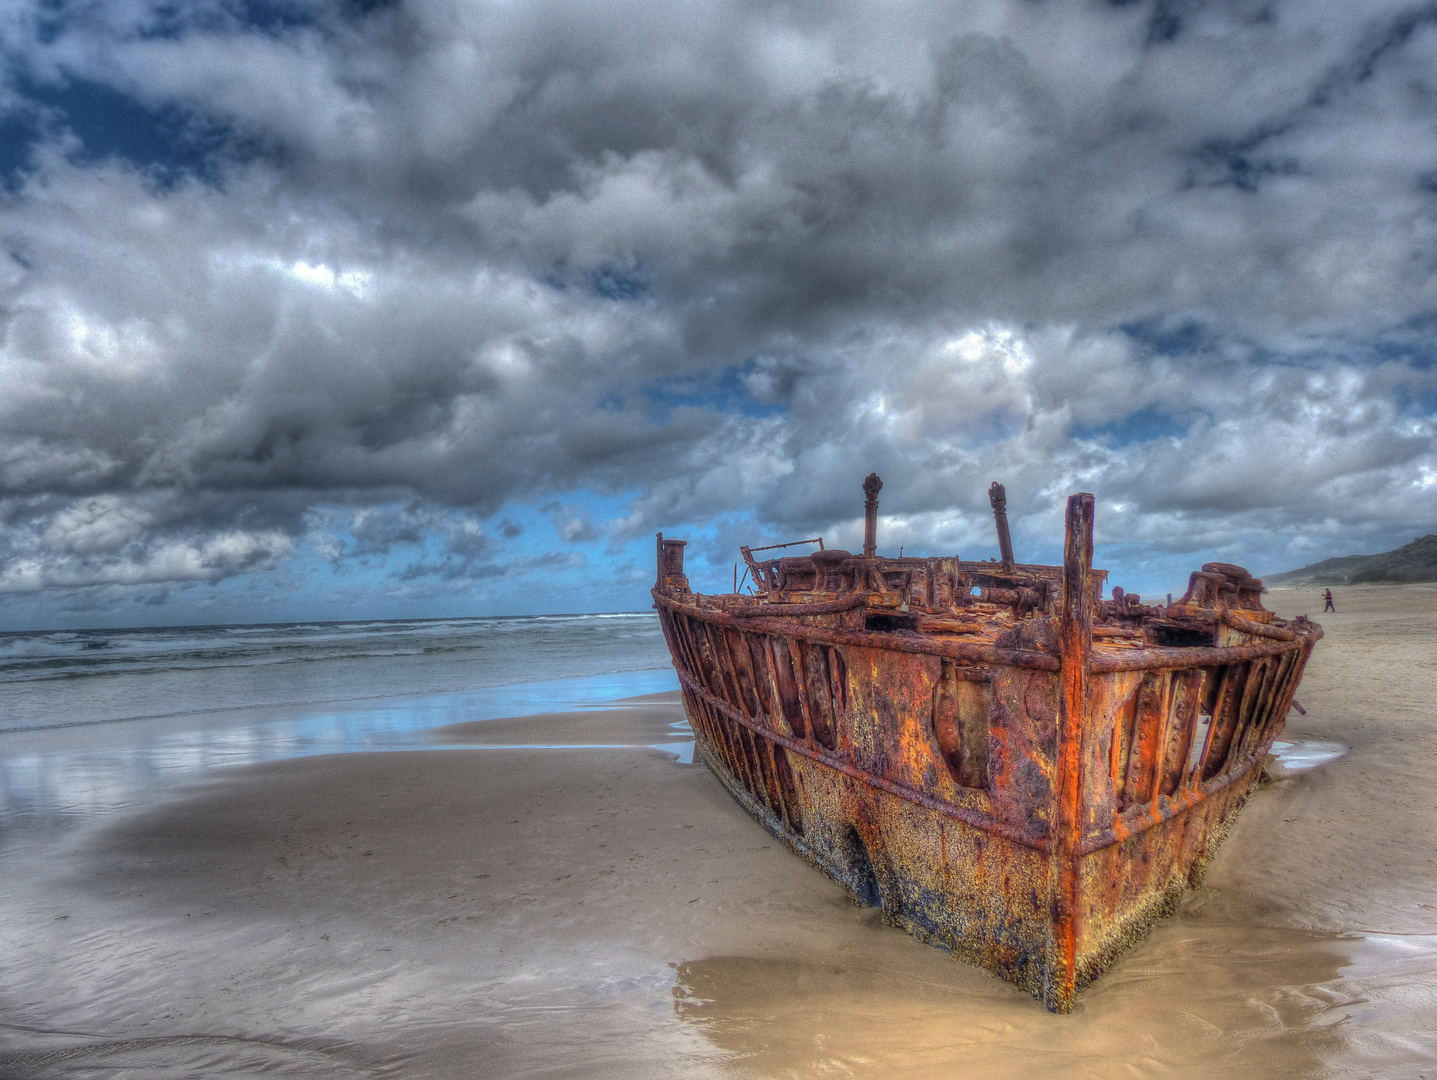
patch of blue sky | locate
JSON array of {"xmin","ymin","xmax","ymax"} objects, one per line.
[
  {"xmin": 1372, "ymin": 312, "xmax": 1437, "ymax": 372},
  {"xmin": 34, "ymin": 2, "xmax": 65, "ymax": 46},
  {"xmin": 1071, "ymin": 405, "xmax": 1189, "ymax": 448},
  {"xmin": 131, "ymin": 0, "xmax": 316, "ymax": 39},
  {"xmin": 1118, "ymin": 317, "xmax": 1210, "ymax": 356},
  {"xmin": 130, "ymin": 5, "xmax": 194, "ymax": 41},
  {"xmin": 38, "ymin": 0, "xmax": 393, "ymax": 42},
  {"xmin": 1190, "ymin": 136, "xmax": 1300, "ymax": 193},
  {"xmin": 540, "ymin": 260, "xmax": 648, "ymax": 301},
  {"xmin": 1124, "ymin": 310, "xmax": 1437, "ymax": 383},
  {"xmin": 1080, "ymin": 528, "xmax": 1272, "ymax": 600},
  {"xmin": 224, "ymin": 0, "xmax": 399, "ymax": 35},
  {"xmin": 335, "ymin": 0, "xmax": 401, "ymax": 18},
  {"xmin": 0, "ymin": 110, "xmax": 41, "ymax": 191},
  {"xmin": 1090, "ymin": 547, "xmax": 1193, "ymax": 602},
  {"xmin": 228, "ymin": 0, "xmax": 317, "ymax": 33},
  {"xmin": 591, "ymin": 265, "xmax": 647, "ymax": 300},
  {"xmin": 1116, "ymin": 318, "xmax": 1292, "ymax": 368},
  {"xmin": 1391, "ymin": 381, "xmax": 1437, "ymax": 417},
  {"xmin": 512, "ymin": 488, "xmax": 638, "ymax": 538},
  {"xmin": 640, "ymin": 363, "xmax": 787, "ymax": 420},
  {"xmin": 5, "ymin": 70, "xmax": 274, "ymax": 189},
  {"xmin": 660, "ymin": 516, "xmax": 745, "ymax": 587},
  {"xmin": 286, "ymin": 490, "xmax": 659, "ymax": 617}
]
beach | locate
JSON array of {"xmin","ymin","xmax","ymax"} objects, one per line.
[{"xmin": 2, "ymin": 589, "xmax": 1435, "ymax": 1078}]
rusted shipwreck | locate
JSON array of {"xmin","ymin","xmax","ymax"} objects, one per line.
[{"xmin": 653, "ymin": 476, "xmax": 1322, "ymax": 1012}]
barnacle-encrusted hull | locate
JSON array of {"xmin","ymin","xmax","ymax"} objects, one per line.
[{"xmin": 653, "ymin": 485, "xmax": 1321, "ymax": 1012}]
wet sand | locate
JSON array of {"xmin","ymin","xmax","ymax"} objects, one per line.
[{"xmin": 2, "ymin": 587, "xmax": 1436, "ymax": 1078}]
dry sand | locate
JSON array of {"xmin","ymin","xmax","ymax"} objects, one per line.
[{"xmin": 2, "ymin": 586, "xmax": 1435, "ymax": 1078}]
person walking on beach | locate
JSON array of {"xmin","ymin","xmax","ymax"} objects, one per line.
[{"xmin": 1324, "ymin": 588, "xmax": 1336, "ymax": 612}]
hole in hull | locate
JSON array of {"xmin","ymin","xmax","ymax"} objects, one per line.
[
  {"xmin": 844, "ymin": 827, "xmax": 882, "ymax": 908},
  {"xmin": 865, "ymin": 612, "xmax": 920, "ymax": 634},
  {"xmin": 1150, "ymin": 624, "xmax": 1216, "ymax": 647}
]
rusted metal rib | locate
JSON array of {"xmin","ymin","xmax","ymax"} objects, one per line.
[
  {"xmin": 1221, "ymin": 610, "xmax": 1297, "ymax": 640},
  {"xmin": 1091, "ymin": 632, "xmax": 1320, "ymax": 672},
  {"xmin": 655, "ymin": 594, "xmax": 1062, "ymax": 670},
  {"xmin": 672, "ymin": 664, "xmax": 1049, "ymax": 850},
  {"xmin": 1079, "ymin": 739, "xmax": 1286, "ymax": 855},
  {"xmin": 727, "ymin": 595, "xmax": 868, "ymax": 617}
]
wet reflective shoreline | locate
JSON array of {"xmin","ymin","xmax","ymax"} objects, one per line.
[
  {"xmin": 1268, "ymin": 736, "xmax": 1349, "ymax": 778},
  {"xmin": 0, "ymin": 667, "xmax": 679, "ymax": 837}
]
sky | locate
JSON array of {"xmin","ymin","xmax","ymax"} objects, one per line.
[{"xmin": 3, "ymin": 0, "xmax": 1437, "ymax": 629}]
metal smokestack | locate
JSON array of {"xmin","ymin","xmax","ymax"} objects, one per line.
[
  {"xmin": 862, "ymin": 473, "xmax": 883, "ymax": 558},
  {"xmin": 989, "ymin": 481, "xmax": 1015, "ymax": 570}
]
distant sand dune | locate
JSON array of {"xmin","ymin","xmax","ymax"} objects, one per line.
[{"xmin": 1267, "ymin": 534, "xmax": 1437, "ymax": 584}]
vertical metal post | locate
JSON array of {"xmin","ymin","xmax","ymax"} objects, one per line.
[
  {"xmin": 862, "ymin": 473, "xmax": 883, "ymax": 558},
  {"xmin": 989, "ymin": 482, "xmax": 1015, "ymax": 569},
  {"xmin": 658, "ymin": 536, "xmax": 689, "ymax": 592},
  {"xmin": 1051, "ymin": 491, "xmax": 1094, "ymax": 1013}
]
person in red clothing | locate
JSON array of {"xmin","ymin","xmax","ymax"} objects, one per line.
[{"xmin": 1323, "ymin": 588, "xmax": 1336, "ymax": 612}]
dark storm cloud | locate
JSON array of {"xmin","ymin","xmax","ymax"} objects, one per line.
[{"xmin": 3, "ymin": 0, "xmax": 1437, "ymax": 607}]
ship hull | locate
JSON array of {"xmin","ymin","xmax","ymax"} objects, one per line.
[{"xmin": 657, "ymin": 599, "xmax": 1316, "ymax": 1011}]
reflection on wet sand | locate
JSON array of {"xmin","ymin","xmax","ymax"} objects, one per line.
[
  {"xmin": 1267, "ymin": 736, "xmax": 1349, "ymax": 779},
  {"xmin": 672, "ymin": 915, "xmax": 1356, "ymax": 1078},
  {"xmin": 0, "ymin": 668, "xmax": 678, "ymax": 834}
]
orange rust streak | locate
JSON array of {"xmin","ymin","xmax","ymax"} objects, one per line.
[
  {"xmin": 673, "ymin": 664, "xmax": 1048, "ymax": 850},
  {"xmin": 1053, "ymin": 492, "xmax": 1094, "ymax": 1012},
  {"xmin": 1145, "ymin": 675, "xmax": 1173, "ymax": 807},
  {"xmin": 1090, "ymin": 633, "xmax": 1317, "ymax": 672},
  {"xmin": 1080, "ymin": 737, "xmax": 1288, "ymax": 855}
]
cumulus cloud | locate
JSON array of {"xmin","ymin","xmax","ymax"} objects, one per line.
[{"xmin": 2, "ymin": 0, "xmax": 1437, "ymax": 620}]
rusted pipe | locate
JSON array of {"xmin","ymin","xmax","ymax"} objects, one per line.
[
  {"xmin": 863, "ymin": 473, "xmax": 883, "ymax": 558},
  {"xmin": 1077, "ymin": 738, "xmax": 1285, "ymax": 854},
  {"xmin": 1089, "ymin": 632, "xmax": 1320, "ymax": 673},
  {"xmin": 727, "ymin": 595, "xmax": 868, "ymax": 617},
  {"xmin": 989, "ymin": 482, "xmax": 1015, "ymax": 569},
  {"xmin": 1221, "ymin": 610, "xmax": 1296, "ymax": 640}
]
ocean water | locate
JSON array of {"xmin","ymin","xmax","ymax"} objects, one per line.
[
  {"xmin": 0, "ymin": 613, "xmax": 671, "ymax": 733},
  {"xmin": 0, "ymin": 613, "xmax": 679, "ymax": 834}
]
